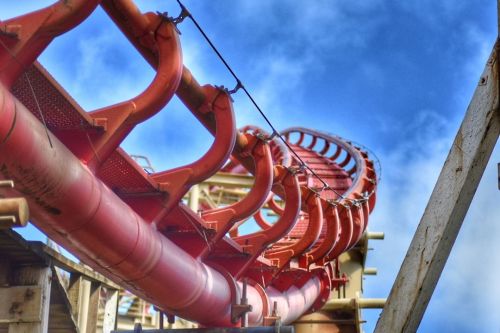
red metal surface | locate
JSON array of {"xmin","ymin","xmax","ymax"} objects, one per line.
[{"xmin": 0, "ymin": 0, "xmax": 378, "ymax": 328}]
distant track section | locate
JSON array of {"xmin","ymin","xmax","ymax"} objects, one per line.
[{"xmin": 0, "ymin": 0, "xmax": 377, "ymax": 328}]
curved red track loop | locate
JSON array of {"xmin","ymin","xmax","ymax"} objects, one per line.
[
  {"xmin": 231, "ymin": 166, "xmax": 301, "ymax": 277},
  {"xmin": 269, "ymin": 195, "xmax": 285, "ymax": 215},
  {"xmin": 266, "ymin": 189, "xmax": 323, "ymax": 270},
  {"xmin": 326, "ymin": 204, "xmax": 354, "ymax": 260},
  {"xmin": 239, "ymin": 125, "xmax": 292, "ymax": 167},
  {"xmin": 151, "ymin": 87, "xmax": 237, "ymax": 224},
  {"xmin": 0, "ymin": 0, "xmax": 103, "ymax": 87},
  {"xmin": 281, "ymin": 127, "xmax": 377, "ymax": 252},
  {"xmin": 88, "ymin": 19, "xmax": 182, "ymax": 167},
  {"xmin": 200, "ymin": 134, "xmax": 273, "ymax": 256},
  {"xmin": 0, "ymin": 1, "xmax": 379, "ymax": 328},
  {"xmin": 252, "ymin": 191, "xmax": 285, "ymax": 231},
  {"xmin": 304, "ymin": 203, "xmax": 340, "ymax": 266},
  {"xmin": 254, "ymin": 208, "xmax": 272, "ymax": 231}
]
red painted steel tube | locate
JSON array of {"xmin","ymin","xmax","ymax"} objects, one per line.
[
  {"xmin": 282, "ymin": 127, "xmax": 377, "ymax": 205},
  {"xmin": 269, "ymin": 195, "xmax": 285, "ymax": 215},
  {"xmin": 265, "ymin": 192, "xmax": 323, "ymax": 271},
  {"xmin": 0, "ymin": 1, "xmax": 379, "ymax": 329},
  {"xmin": 88, "ymin": 18, "xmax": 182, "ymax": 166},
  {"xmin": 268, "ymin": 190, "xmax": 323, "ymax": 256},
  {"xmin": 0, "ymin": 84, "xmax": 326, "ymax": 326},
  {"xmin": 0, "ymin": 0, "xmax": 102, "ymax": 87},
  {"xmin": 100, "ymin": 0, "xmax": 257, "ymax": 172},
  {"xmin": 305, "ymin": 204, "xmax": 340, "ymax": 265},
  {"xmin": 201, "ymin": 134, "xmax": 273, "ymax": 254},
  {"xmin": 254, "ymin": 208, "xmax": 272, "ymax": 230},
  {"xmin": 239, "ymin": 125, "xmax": 292, "ymax": 167},
  {"xmin": 152, "ymin": 86, "xmax": 237, "ymax": 222},
  {"xmin": 267, "ymin": 276, "xmax": 322, "ymax": 324},
  {"xmin": 232, "ymin": 166, "xmax": 301, "ymax": 277},
  {"xmin": 0, "ymin": 83, "xmax": 229, "ymax": 326},
  {"xmin": 235, "ymin": 167, "xmax": 300, "ymax": 248},
  {"xmin": 327, "ymin": 205, "xmax": 354, "ymax": 260}
]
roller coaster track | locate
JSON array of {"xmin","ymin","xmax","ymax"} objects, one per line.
[{"xmin": 0, "ymin": 0, "xmax": 378, "ymax": 328}]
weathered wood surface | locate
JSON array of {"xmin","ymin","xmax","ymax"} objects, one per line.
[
  {"xmin": 374, "ymin": 41, "xmax": 500, "ymax": 333},
  {"xmin": 29, "ymin": 242, "xmax": 120, "ymax": 289},
  {"xmin": 0, "ymin": 286, "xmax": 42, "ymax": 323},
  {"xmin": 49, "ymin": 267, "xmax": 78, "ymax": 333},
  {"xmin": 102, "ymin": 289, "xmax": 119, "ymax": 333},
  {"xmin": 0, "ymin": 198, "xmax": 29, "ymax": 229},
  {"xmin": 86, "ymin": 282, "xmax": 101, "ymax": 333},
  {"xmin": 7, "ymin": 266, "xmax": 51, "ymax": 333}
]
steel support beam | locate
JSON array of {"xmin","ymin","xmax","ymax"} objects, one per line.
[
  {"xmin": 374, "ymin": 41, "xmax": 500, "ymax": 332},
  {"xmin": 323, "ymin": 298, "xmax": 386, "ymax": 311},
  {"xmin": 204, "ymin": 172, "xmax": 255, "ymax": 188}
]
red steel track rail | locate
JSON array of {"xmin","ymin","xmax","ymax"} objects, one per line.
[{"xmin": 0, "ymin": 0, "xmax": 377, "ymax": 328}]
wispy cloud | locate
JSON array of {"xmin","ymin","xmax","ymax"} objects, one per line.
[
  {"xmin": 421, "ymin": 145, "xmax": 500, "ymax": 332},
  {"xmin": 3, "ymin": 2, "xmax": 499, "ymax": 332},
  {"xmin": 363, "ymin": 112, "xmax": 500, "ymax": 332}
]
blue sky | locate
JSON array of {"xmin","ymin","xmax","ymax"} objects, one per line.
[{"xmin": 2, "ymin": 1, "xmax": 499, "ymax": 332}]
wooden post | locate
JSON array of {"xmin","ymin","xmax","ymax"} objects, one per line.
[
  {"xmin": 101, "ymin": 288, "xmax": 119, "ymax": 333},
  {"xmin": 67, "ymin": 273, "xmax": 83, "ymax": 325},
  {"xmin": 0, "ymin": 257, "xmax": 10, "ymax": 286},
  {"xmin": 86, "ymin": 281, "xmax": 101, "ymax": 333},
  {"xmin": 3, "ymin": 266, "xmax": 52, "ymax": 333},
  {"xmin": 188, "ymin": 184, "xmax": 200, "ymax": 212},
  {"xmin": 0, "ymin": 198, "xmax": 29, "ymax": 229},
  {"xmin": 374, "ymin": 42, "xmax": 500, "ymax": 333},
  {"xmin": 68, "ymin": 273, "xmax": 95, "ymax": 333}
]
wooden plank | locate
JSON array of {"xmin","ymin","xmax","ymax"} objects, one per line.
[
  {"xmin": 374, "ymin": 42, "xmax": 500, "ymax": 333},
  {"xmin": 0, "ymin": 258, "xmax": 10, "ymax": 286},
  {"xmin": 49, "ymin": 267, "xmax": 78, "ymax": 332},
  {"xmin": 0, "ymin": 286, "xmax": 42, "ymax": 323},
  {"xmin": 0, "ymin": 216, "xmax": 16, "ymax": 229},
  {"xmin": 188, "ymin": 184, "xmax": 200, "ymax": 212},
  {"xmin": 101, "ymin": 289, "xmax": 118, "ymax": 333},
  {"xmin": 0, "ymin": 198, "xmax": 29, "ymax": 229},
  {"xmin": 8, "ymin": 266, "xmax": 51, "ymax": 333},
  {"xmin": 86, "ymin": 282, "xmax": 101, "ymax": 333},
  {"xmin": 28, "ymin": 242, "xmax": 120, "ymax": 289},
  {"xmin": 66, "ymin": 273, "xmax": 83, "ymax": 323}
]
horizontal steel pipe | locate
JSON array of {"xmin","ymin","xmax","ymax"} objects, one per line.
[
  {"xmin": 267, "ymin": 276, "xmax": 322, "ymax": 324},
  {"xmin": 0, "ymin": 83, "xmax": 232, "ymax": 326},
  {"xmin": 0, "ymin": 84, "xmax": 323, "ymax": 326},
  {"xmin": 367, "ymin": 231, "xmax": 385, "ymax": 240},
  {"xmin": 323, "ymin": 298, "xmax": 386, "ymax": 310}
]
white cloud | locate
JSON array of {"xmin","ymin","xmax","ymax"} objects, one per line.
[
  {"xmin": 5, "ymin": 2, "xmax": 499, "ymax": 332},
  {"xmin": 398, "ymin": 0, "xmax": 467, "ymax": 26},
  {"xmin": 363, "ymin": 113, "xmax": 500, "ymax": 332},
  {"xmin": 424, "ymin": 147, "xmax": 500, "ymax": 331},
  {"xmin": 234, "ymin": 0, "xmax": 386, "ymax": 50},
  {"xmin": 463, "ymin": 24, "xmax": 495, "ymax": 81}
]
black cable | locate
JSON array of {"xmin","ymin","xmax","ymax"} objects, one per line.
[
  {"xmin": 176, "ymin": 0, "xmax": 346, "ymax": 199},
  {"xmin": 0, "ymin": 38, "xmax": 53, "ymax": 148}
]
